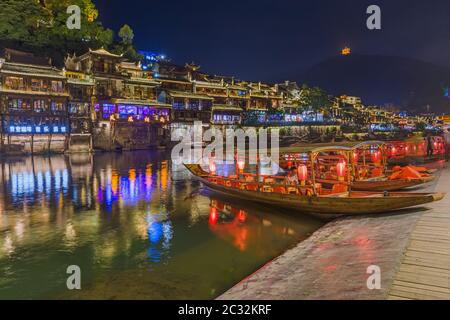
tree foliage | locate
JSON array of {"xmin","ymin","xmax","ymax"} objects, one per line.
[
  {"xmin": 0, "ymin": 0, "xmax": 141, "ymax": 65},
  {"xmin": 118, "ymin": 24, "xmax": 134, "ymax": 45},
  {"xmin": 113, "ymin": 24, "xmax": 142, "ymax": 62},
  {"xmin": 298, "ymin": 85, "xmax": 332, "ymax": 113}
]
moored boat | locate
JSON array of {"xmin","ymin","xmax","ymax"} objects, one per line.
[
  {"xmin": 281, "ymin": 141, "xmax": 435, "ymax": 191},
  {"xmin": 349, "ymin": 141, "xmax": 435, "ymax": 191},
  {"xmin": 184, "ymin": 145, "xmax": 445, "ymax": 220}
]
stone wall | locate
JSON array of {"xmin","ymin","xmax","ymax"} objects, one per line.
[
  {"xmin": 92, "ymin": 121, "xmax": 169, "ymax": 151},
  {"xmin": 0, "ymin": 134, "xmax": 67, "ymax": 155}
]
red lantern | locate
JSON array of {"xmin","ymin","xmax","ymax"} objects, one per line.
[
  {"xmin": 209, "ymin": 158, "xmax": 216, "ymax": 175},
  {"xmin": 352, "ymin": 152, "xmax": 359, "ymax": 163},
  {"xmin": 390, "ymin": 146, "xmax": 397, "ymax": 157},
  {"xmin": 238, "ymin": 210, "xmax": 247, "ymax": 223},
  {"xmin": 209, "ymin": 207, "xmax": 218, "ymax": 225},
  {"xmin": 237, "ymin": 160, "xmax": 245, "ymax": 172},
  {"xmin": 336, "ymin": 159, "xmax": 347, "ymax": 180},
  {"xmin": 371, "ymin": 150, "xmax": 381, "ymax": 164},
  {"xmin": 297, "ymin": 164, "xmax": 308, "ymax": 183}
]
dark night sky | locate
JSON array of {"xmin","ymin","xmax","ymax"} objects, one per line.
[{"xmin": 94, "ymin": 0, "xmax": 450, "ymax": 82}]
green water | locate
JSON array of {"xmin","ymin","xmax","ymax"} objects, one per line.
[{"xmin": 0, "ymin": 151, "xmax": 323, "ymax": 299}]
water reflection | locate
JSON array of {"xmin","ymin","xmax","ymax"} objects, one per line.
[{"xmin": 0, "ymin": 151, "xmax": 323, "ymax": 299}]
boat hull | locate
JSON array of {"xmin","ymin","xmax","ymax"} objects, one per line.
[
  {"xmin": 199, "ymin": 177, "xmax": 444, "ymax": 219},
  {"xmin": 351, "ymin": 176, "xmax": 435, "ymax": 191}
]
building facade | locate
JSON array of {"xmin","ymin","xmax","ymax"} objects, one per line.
[
  {"xmin": 66, "ymin": 48, "xmax": 171, "ymax": 151},
  {"xmin": 0, "ymin": 49, "xmax": 69, "ymax": 154}
]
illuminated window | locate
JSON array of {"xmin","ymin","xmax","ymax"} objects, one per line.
[
  {"xmin": 51, "ymin": 81, "xmax": 64, "ymax": 93},
  {"xmin": 8, "ymin": 98, "xmax": 31, "ymax": 111},
  {"xmin": 51, "ymin": 102, "xmax": 65, "ymax": 113},
  {"xmin": 34, "ymin": 99, "xmax": 47, "ymax": 112},
  {"xmin": 5, "ymin": 77, "xmax": 25, "ymax": 90},
  {"xmin": 31, "ymin": 79, "xmax": 47, "ymax": 92}
]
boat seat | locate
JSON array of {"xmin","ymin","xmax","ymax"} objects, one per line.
[
  {"xmin": 231, "ymin": 181, "xmax": 241, "ymax": 189},
  {"xmin": 300, "ymin": 188, "xmax": 314, "ymax": 196},
  {"xmin": 331, "ymin": 183, "xmax": 348, "ymax": 194},
  {"xmin": 287, "ymin": 187, "xmax": 299, "ymax": 195},
  {"xmin": 245, "ymin": 184, "xmax": 259, "ymax": 191},
  {"xmin": 273, "ymin": 186, "xmax": 287, "ymax": 194},
  {"xmin": 244, "ymin": 176, "xmax": 255, "ymax": 182},
  {"xmin": 371, "ymin": 168, "xmax": 383, "ymax": 178},
  {"xmin": 209, "ymin": 177, "xmax": 218, "ymax": 184},
  {"xmin": 264, "ymin": 177, "xmax": 275, "ymax": 184}
]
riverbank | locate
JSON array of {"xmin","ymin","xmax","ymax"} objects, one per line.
[{"xmin": 218, "ymin": 164, "xmax": 447, "ymax": 300}]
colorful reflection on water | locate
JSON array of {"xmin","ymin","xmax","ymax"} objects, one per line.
[{"xmin": 0, "ymin": 151, "xmax": 323, "ymax": 299}]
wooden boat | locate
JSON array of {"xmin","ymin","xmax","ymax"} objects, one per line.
[
  {"xmin": 281, "ymin": 141, "xmax": 435, "ymax": 191},
  {"xmin": 184, "ymin": 145, "xmax": 445, "ymax": 220},
  {"xmin": 349, "ymin": 141, "xmax": 435, "ymax": 191}
]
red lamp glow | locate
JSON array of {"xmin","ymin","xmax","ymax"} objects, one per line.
[
  {"xmin": 238, "ymin": 210, "xmax": 247, "ymax": 223},
  {"xmin": 352, "ymin": 152, "xmax": 359, "ymax": 163},
  {"xmin": 371, "ymin": 151, "xmax": 381, "ymax": 164},
  {"xmin": 209, "ymin": 207, "xmax": 218, "ymax": 225},
  {"xmin": 336, "ymin": 159, "xmax": 347, "ymax": 180},
  {"xmin": 297, "ymin": 164, "xmax": 308, "ymax": 184},
  {"xmin": 390, "ymin": 146, "xmax": 397, "ymax": 156},
  {"xmin": 209, "ymin": 158, "xmax": 216, "ymax": 175},
  {"xmin": 237, "ymin": 160, "xmax": 245, "ymax": 172}
]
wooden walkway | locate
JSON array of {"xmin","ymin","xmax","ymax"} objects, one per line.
[{"xmin": 388, "ymin": 166, "xmax": 450, "ymax": 300}]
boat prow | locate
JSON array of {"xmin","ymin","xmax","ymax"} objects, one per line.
[{"xmin": 432, "ymin": 192, "xmax": 446, "ymax": 202}]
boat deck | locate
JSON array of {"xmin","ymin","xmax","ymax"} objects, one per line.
[{"xmin": 388, "ymin": 167, "xmax": 450, "ymax": 300}]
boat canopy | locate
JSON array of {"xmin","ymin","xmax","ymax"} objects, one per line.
[
  {"xmin": 280, "ymin": 144, "xmax": 354, "ymax": 155},
  {"xmin": 352, "ymin": 141, "xmax": 386, "ymax": 150}
]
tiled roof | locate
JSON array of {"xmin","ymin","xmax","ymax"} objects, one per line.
[
  {"xmin": 212, "ymin": 104, "xmax": 243, "ymax": 111},
  {"xmin": 0, "ymin": 62, "xmax": 65, "ymax": 79},
  {"xmin": 168, "ymin": 91, "xmax": 214, "ymax": 100}
]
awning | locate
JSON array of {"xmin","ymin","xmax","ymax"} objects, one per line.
[
  {"xmin": 212, "ymin": 105, "xmax": 243, "ymax": 112},
  {"xmin": 111, "ymin": 98, "xmax": 171, "ymax": 108},
  {"xmin": 168, "ymin": 91, "xmax": 214, "ymax": 100}
]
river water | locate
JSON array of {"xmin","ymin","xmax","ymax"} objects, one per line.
[{"xmin": 0, "ymin": 151, "xmax": 323, "ymax": 299}]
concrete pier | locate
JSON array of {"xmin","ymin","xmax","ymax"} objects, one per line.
[{"xmin": 218, "ymin": 165, "xmax": 449, "ymax": 300}]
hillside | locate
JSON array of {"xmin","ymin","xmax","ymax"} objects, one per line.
[{"xmin": 297, "ymin": 54, "xmax": 450, "ymax": 113}]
